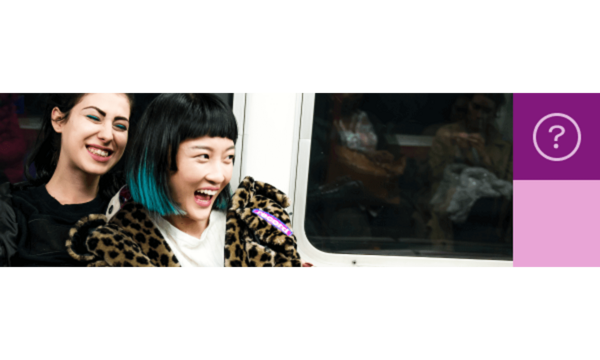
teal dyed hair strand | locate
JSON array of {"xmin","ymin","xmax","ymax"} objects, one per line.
[
  {"xmin": 127, "ymin": 150, "xmax": 184, "ymax": 217},
  {"xmin": 214, "ymin": 195, "xmax": 227, "ymax": 211}
]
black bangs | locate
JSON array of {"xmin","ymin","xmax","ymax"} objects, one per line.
[
  {"xmin": 128, "ymin": 93, "xmax": 238, "ymax": 171},
  {"xmin": 166, "ymin": 94, "xmax": 238, "ymax": 172},
  {"xmin": 125, "ymin": 94, "xmax": 239, "ymax": 212},
  {"xmin": 177, "ymin": 93, "xmax": 238, "ymax": 144}
]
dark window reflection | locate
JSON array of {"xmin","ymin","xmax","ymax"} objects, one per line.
[
  {"xmin": 305, "ymin": 94, "xmax": 513, "ymax": 260},
  {"xmin": 0, "ymin": 93, "xmax": 233, "ymax": 184}
]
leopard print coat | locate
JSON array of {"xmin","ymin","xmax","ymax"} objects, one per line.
[{"xmin": 66, "ymin": 177, "xmax": 302, "ymax": 267}]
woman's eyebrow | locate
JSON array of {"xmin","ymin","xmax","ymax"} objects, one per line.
[
  {"xmin": 190, "ymin": 145, "xmax": 235, "ymax": 150},
  {"xmin": 83, "ymin": 106, "xmax": 106, "ymax": 116},
  {"xmin": 83, "ymin": 106, "xmax": 129, "ymax": 122}
]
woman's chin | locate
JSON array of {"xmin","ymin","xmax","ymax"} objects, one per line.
[
  {"xmin": 78, "ymin": 152, "xmax": 122, "ymax": 175},
  {"xmin": 182, "ymin": 205, "xmax": 211, "ymax": 223},
  {"xmin": 80, "ymin": 162, "xmax": 114, "ymax": 176}
]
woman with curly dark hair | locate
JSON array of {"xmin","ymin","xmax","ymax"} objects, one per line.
[{"xmin": 0, "ymin": 93, "xmax": 134, "ymax": 266}]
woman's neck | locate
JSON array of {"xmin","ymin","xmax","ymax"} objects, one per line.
[
  {"xmin": 45, "ymin": 159, "xmax": 101, "ymax": 205},
  {"xmin": 165, "ymin": 214, "xmax": 210, "ymax": 240}
]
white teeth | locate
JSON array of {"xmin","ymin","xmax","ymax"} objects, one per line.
[
  {"xmin": 197, "ymin": 189, "xmax": 218, "ymax": 196},
  {"xmin": 88, "ymin": 147, "xmax": 109, "ymax": 157}
]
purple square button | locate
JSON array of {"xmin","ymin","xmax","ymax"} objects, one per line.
[{"xmin": 514, "ymin": 93, "xmax": 600, "ymax": 180}]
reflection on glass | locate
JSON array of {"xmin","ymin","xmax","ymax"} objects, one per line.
[{"xmin": 305, "ymin": 93, "xmax": 513, "ymax": 260}]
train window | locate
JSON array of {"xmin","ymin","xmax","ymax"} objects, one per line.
[
  {"xmin": 304, "ymin": 94, "xmax": 513, "ymax": 261},
  {"xmin": 0, "ymin": 93, "xmax": 233, "ymax": 185}
]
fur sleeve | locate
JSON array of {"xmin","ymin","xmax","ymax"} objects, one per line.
[
  {"xmin": 226, "ymin": 176, "xmax": 301, "ymax": 267},
  {"xmin": 67, "ymin": 215, "xmax": 156, "ymax": 267},
  {"xmin": 66, "ymin": 203, "xmax": 180, "ymax": 267}
]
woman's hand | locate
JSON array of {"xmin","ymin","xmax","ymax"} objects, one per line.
[
  {"xmin": 454, "ymin": 132, "xmax": 471, "ymax": 149},
  {"xmin": 302, "ymin": 260, "xmax": 314, "ymax": 267},
  {"xmin": 466, "ymin": 133, "xmax": 485, "ymax": 151}
]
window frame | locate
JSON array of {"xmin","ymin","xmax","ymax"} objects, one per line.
[
  {"xmin": 291, "ymin": 93, "xmax": 513, "ymax": 267},
  {"xmin": 230, "ymin": 93, "xmax": 246, "ymax": 188}
]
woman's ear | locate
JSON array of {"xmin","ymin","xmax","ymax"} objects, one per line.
[{"xmin": 51, "ymin": 107, "xmax": 66, "ymax": 133}]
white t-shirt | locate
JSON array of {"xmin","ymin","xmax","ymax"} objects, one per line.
[{"xmin": 153, "ymin": 210, "xmax": 226, "ymax": 267}]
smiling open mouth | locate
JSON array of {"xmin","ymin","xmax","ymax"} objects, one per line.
[
  {"xmin": 194, "ymin": 189, "xmax": 217, "ymax": 206},
  {"xmin": 86, "ymin": 146, "xmax": 113, "ymax": 158}
]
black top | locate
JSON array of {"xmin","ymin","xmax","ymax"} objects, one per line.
[{"xmin": 9, "ymin": 185, "xmax": 109, "ymax": 267}]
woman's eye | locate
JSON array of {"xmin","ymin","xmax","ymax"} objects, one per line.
[
  {"xmin": 115, "ymin": 124, "xmax": 127, "ymax": 131},
  {"xmin": 196, "ymin": 154, "xmax": 209, "ymax": 160},
  {"xmin": 227, "ymin": 155, "xmax": 235, "ymax": 161},
  {"xmin": 86, "ymin": 115, "xmax": 100, "ymax": 121}
]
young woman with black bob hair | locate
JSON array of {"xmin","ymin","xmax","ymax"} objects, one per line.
[
  {"xmin": 0, "ymin": 93, "xmax": 134, "ymax": 266},
  {"xmin": 66, "ymin": 93, "xmax": 302, "ymax": 267}
]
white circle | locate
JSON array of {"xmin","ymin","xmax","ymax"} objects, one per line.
[{"xmin": 533, "ymin": 113, "xmax": 581, "ymax": 162}]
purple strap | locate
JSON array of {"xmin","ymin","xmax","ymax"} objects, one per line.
[{"xmin": 252, "ymin": 209, "xmax": 293, "ymax": 236}]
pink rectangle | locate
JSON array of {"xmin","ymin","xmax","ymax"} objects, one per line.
[{"xmin": 515, "ymin": 180, "xmax": 600, "ymax": 266}]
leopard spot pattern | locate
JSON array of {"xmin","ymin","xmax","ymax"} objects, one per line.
[
  {"xmin": 225, "ymin": 176, "xmax": 301, "ymax": 267},
  {"xmin": 81, "ymin": 202, "xmax": 181, "ymax": 267}
]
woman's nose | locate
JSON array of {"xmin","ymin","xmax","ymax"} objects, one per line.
[
  {"xmin": 97, "ymin": 122, "xmax": 113, "ymax": 142},
  {"xmin": 205, "ymin": 163, "xmax": 226, "ymax": 184}
]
